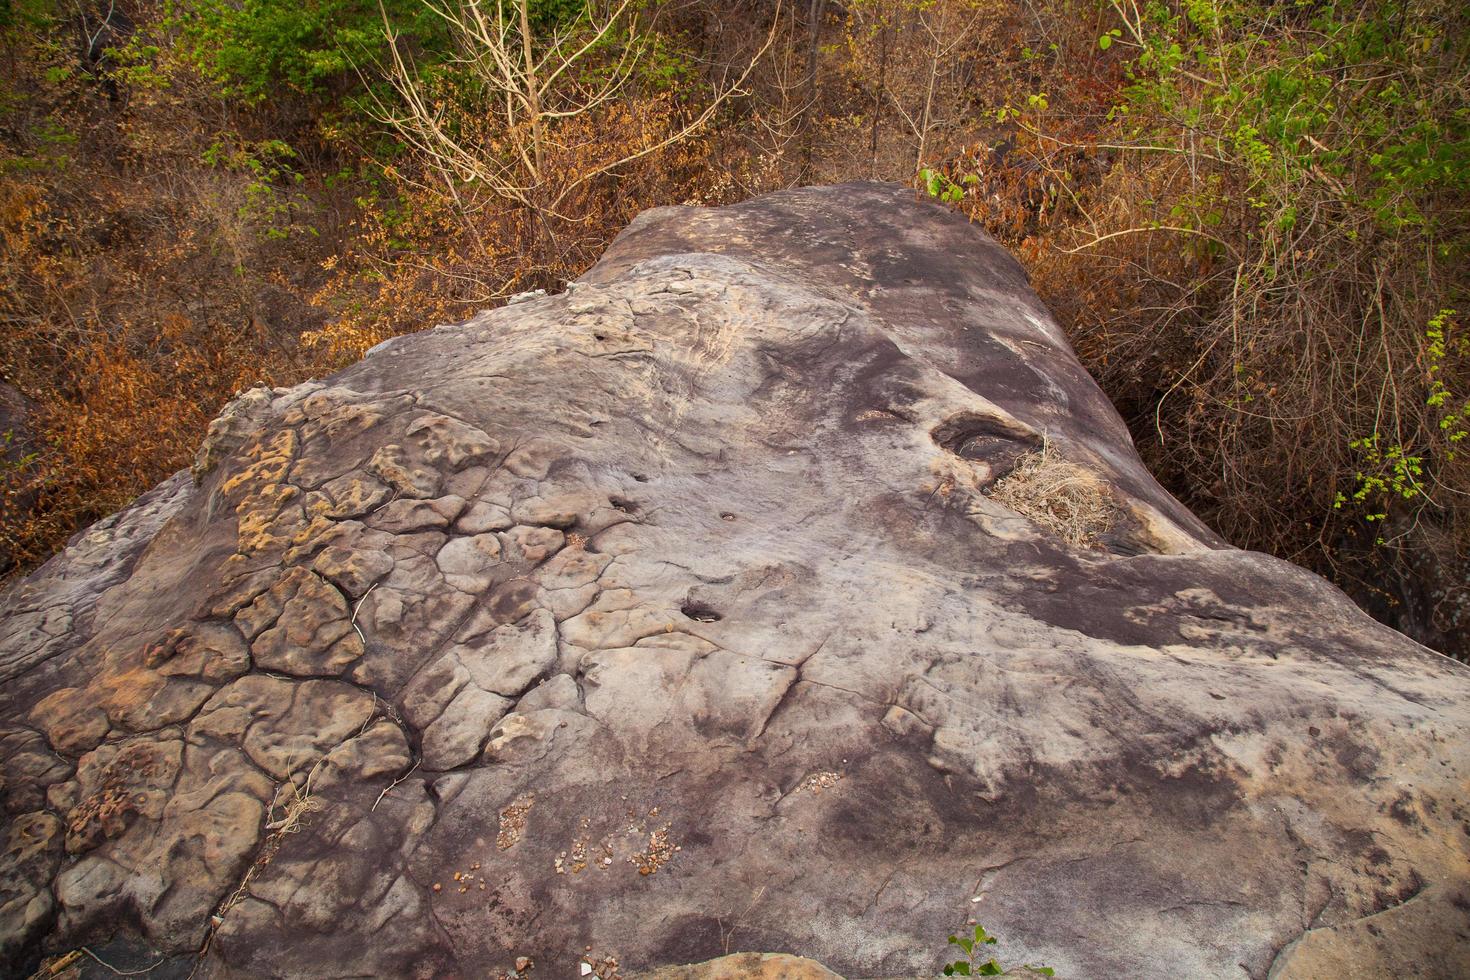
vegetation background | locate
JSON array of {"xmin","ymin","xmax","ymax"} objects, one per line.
[{"xmin": 1, "ymin": 0, "xmax": 1466, "ymax": 655}]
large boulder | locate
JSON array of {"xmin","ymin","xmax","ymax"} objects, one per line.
[{"xmin": 1, "ymin": 184, "xmax": 1467, "ymax": 979}]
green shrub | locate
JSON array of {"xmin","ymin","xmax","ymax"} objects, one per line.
[{"xmin": 164, "ymin": 0, "xmax": 444, "ymax": 100}]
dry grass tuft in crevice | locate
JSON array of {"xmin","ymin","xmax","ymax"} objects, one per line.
[{"xmin": 988, "ymin": 442, "xmax": 1116, "ymax": 548}]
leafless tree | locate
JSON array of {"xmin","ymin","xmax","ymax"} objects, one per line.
[{"xmin": 375, "ymin": 0, "xmax": 780, "ymax": 227}]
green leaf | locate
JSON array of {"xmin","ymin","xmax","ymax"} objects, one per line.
[{"xmin": 1098, "ymin": 34, "xmax": 1112, "ymax": 50}]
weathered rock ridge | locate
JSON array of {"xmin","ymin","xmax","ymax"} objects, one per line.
[{"xmin": 2, "ymin": 184, "xmax": 1468, "ymax": 978}]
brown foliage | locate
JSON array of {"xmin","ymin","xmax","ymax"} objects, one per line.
[
  {"xmin": 2, "ymin": 0, "xmax": 1465, "ymax": 656},
  {"xmin": 0, "ymin": 12, "xmax": 344, "ymax": 571}
]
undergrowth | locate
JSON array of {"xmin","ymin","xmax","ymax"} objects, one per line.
[{"xmin": 1, "ymin": 0, "xmax": 1465, "ymax": 654}]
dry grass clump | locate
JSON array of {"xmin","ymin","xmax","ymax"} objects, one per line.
[{"xmin": 988, "ymin": 444, "xmax": 1116, "ymax": 548}]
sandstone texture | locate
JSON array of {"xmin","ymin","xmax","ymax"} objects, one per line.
[{"xmin": 2, "ymin": 184, "xmax": 1468, "ymax": 979}]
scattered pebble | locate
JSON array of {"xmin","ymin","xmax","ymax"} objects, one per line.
[
  {"xmin": 797, "ymin": 771, "xmax": 842, "ymax": 794},
  {"xmin": 630, "ymin": 824, "xmax": 677, "ymax": 876}
]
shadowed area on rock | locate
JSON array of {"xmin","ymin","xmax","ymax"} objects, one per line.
[{"xmin": 1, "ymin": 184, "xmax": 1468, "ymax": 980}]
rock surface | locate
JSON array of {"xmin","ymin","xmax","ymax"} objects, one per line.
[{"xmin": 2, "ymin": 184, "xmax": 1469, "ymax": 979}]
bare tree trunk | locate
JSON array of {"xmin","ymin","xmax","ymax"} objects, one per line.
[
  {"xmin": 518, "ymin": 0, "xmax": 545, "ymax": 183},
  {"xmin": 914, "ymin": 3, "xmax": 948, "ymax": 174},
  {"xmin": 798, "ymin": 0, "xmax": 826, "ymax": 183},
  {"xmin": 869, "ymin": 17, "xmax": 888, "ymax": 179},
  {"xmin": 519, "ymin": 0, "xmax": 553, "ymax": 278}
]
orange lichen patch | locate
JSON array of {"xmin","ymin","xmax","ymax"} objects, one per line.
[{"xmin": 221, "ymin": 430, "xmax": 299, "ymax": 500}]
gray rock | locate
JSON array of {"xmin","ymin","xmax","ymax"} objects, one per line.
[{"xmin": 0, "ymin": 185, "xmax": 1467, "ymax": 980}]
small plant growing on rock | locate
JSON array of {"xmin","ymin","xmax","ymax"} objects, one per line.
[{"xmin": 942, "ymin": 923, "xmax": 1055, "ymax": 976}]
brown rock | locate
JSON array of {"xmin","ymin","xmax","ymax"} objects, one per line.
[
  {"xmin": 2, "ymin": 186, "xmax": 1469, "ymax": 980},
  {"xmin": 148, "ymin": 622, "xmax": 252, "ymax": 683},
  {"xmin": 367, "ymin": 495, "xmax": 466, "ymax": 533},
  {"xmin": 635, "ymin": 953, "xmax": 842, "ymax": 980},
  {"xmin": 307, "ymin": 471, "xmax": 392, "ymax": 520},
  {"xmin": 28, "ymin": 688, "xmax": 109, "ymax": 757},
  {"xmin": 250, "ymin": 573, "xmax": 362, "ymax": 676},
  {"xmin": 367, "ymin": 444, "xmax": 442, "ymax": 499},
  {"xmin": 313, "ymin": 546, "xmax": 394, "ymax": 599},
  {"xmin": 191, "ymin": 675, "xmax": 378, "ymax": 779},
  {"xmin": 0, "ymin": 811, "xmax": 62, "ymax": 965},
  {"xmin": 435, "ymin": 532, "xmax": 504, "ymax": 593},
  {"xmin": 407, "ymin": 413, "xmax": 500, "ymax": 470}
]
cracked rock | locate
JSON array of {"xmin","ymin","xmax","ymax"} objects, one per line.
[{"xmin": 1, "ymin": 185, "xmax": 1468, "ymax": 980}]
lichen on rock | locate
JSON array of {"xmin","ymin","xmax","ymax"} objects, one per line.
[{"xmin": 1, "ymin": 185, "xmax": 1468, "ymax": 979}]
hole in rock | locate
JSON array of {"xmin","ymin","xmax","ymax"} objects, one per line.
[
  {"xmin": 681, "ymin": 600, "xmax": 722, "ymax": 623},
  {"xmin": 609, "ymin": 496, "xmax": 638, "ymax": 515},
  {"xmin": 1102, "ymin": 537, "xmax": 1148, "ymax": 558},
  {"xmin": 930, "ymin": 413, "xmax": 1042, "ymax": 474}
]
